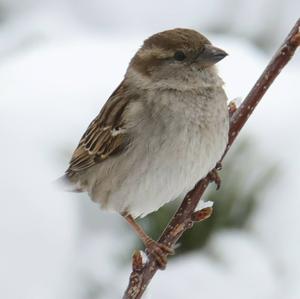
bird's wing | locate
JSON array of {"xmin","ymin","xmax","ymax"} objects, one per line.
[{"xmin": 66, "ymin": 81, "xmax": 131, "ymax": 175}]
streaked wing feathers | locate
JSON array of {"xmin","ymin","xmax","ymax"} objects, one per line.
[{"xmin": 66, "ymin": 81, "xmax": 130, "ymax": 174}]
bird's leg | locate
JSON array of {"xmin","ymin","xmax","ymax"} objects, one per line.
[
  {"xmin": 208, "ymin": 162, "xmax": 222, "ymax": 190},
  {"xmin": 123, "ymin": 214, "xmax": 174, "ymax": 270}
]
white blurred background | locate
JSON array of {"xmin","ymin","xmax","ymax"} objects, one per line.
[{"xmin": 0, "ymin": 1, "xmax": 299, "ymax": 298}]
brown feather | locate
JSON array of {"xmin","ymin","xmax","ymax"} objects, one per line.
[{"xmin": 66, "ymin": 80, "xmax": 131, "ymax": 175}]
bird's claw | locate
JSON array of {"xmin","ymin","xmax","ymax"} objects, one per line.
[
  {"xmin": 145, "ymin": 240, "xmax": 174, "ymax": 270},
  {"xmin": 208, "ymin": 168, "xmax": 221, "ymax": 190},
  {"xmin": 216, "ymin": 162, "xmax": 222, "ymax": 171}
]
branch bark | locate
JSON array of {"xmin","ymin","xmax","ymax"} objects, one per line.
[{"xmin": 123, "ymin": 19, "xmax": 300, "ymax": 299}]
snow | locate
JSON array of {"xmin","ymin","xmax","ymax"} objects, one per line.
[
  {"xmin": 148, "ymin": 231, "xmax": 277, "ymax": 299},
  {"xmin": 0, "ymin": 12, "xmax": 300, "ymax": 299},
  {"xmin": 1, "ymin": 0, "xmax": 300, "ymax": 55},
  {"xmin": 0, "ymin": 36, "xmax": 137, "ymax": 299},
  {"xmin": 222, "ymin": 40, "xmax": 300, "ymax": 299},
  {"xmin": 196, "ymin": 199, "xmax": 214, "ymax": 211}
]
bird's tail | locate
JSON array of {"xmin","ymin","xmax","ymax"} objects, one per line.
[{"xmin": 53, "ymin": 174, "xmax": 83, "ymax": 193}]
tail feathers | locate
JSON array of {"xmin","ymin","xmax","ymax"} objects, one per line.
[{"xmin": 54, "ymin": 174, "xmax": 83, "ymax": 193}]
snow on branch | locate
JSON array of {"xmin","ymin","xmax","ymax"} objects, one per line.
[{"xmin": 123, "ymin": 18, "xmax": 300, "ymax": 299}]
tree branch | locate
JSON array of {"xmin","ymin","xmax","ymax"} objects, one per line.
[{"xmin": 123, "ymin": 19, "xmax": 300, "ymax": 299}]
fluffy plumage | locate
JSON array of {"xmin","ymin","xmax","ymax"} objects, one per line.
[{"xmin": 62, "ymin": 28, "xmax": 229, "ymax": 219}]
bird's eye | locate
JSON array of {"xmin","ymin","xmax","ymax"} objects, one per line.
[{"xmin": 174, "ymin": 51, "xmax": 186, "ymax": 61}]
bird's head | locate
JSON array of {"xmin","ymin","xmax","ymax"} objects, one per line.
[{"xmin": 127, "ymin": 28, "xmax": 227, "ymax": 90}]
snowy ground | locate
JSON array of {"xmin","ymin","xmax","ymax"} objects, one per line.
[{"xmin": 0, "ymin": 23, "xmax": 300, "ymax": 299}]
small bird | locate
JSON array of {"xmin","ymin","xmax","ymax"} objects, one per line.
[{"xmin": 60, "ymin": 28, "xmax": 229, "ymax": 269}]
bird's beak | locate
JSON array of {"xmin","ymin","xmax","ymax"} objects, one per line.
[{"xmin": 199, "ymin": 44, "xmax": 228, "ymax": 64}]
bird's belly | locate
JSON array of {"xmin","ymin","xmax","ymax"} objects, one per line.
[{"xmin": 95, "ymin": 123, "xmax": 228, "ymax": 218}]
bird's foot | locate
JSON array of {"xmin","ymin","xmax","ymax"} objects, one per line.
[
  {"xmin": 145, "ymin": 239, "xmax": 174, "ymax": 270},
  {"xmin": 208, "ymin": 168, "xmax": 221, "ymax": 190},
  {"xmin": 216, "ymin": 161, "xmax": 222, "ymax": 171},
  {"xmin": 228, "ymin": 98, "xmax": 242, "ymax": 117}
]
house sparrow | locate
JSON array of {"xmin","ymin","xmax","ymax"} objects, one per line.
[{"xmin": 60, "ymin": 28, "xmax": 229, "ymax": 269}]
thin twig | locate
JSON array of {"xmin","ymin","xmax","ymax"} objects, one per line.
[{"xmin": 123, "ymin": 18, "xmax": 300, "ymax": 299}]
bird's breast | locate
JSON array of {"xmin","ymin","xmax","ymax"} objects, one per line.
[{"xmin": 131, "ymin": 88, "xmax": 229, "ymax": 185}]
